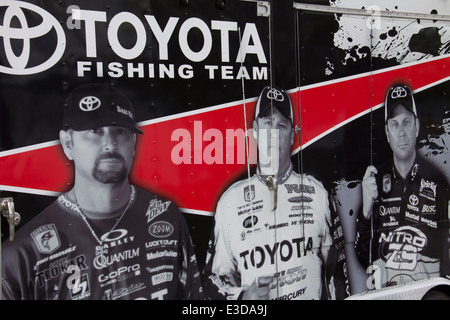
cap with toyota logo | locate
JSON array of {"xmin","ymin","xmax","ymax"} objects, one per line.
[
  {"xmin": 255, "ymin": 85, "xmax": 293, "ymax": 123},
  {"xmin": 62, "ymin": 83, "xmax": 143, "ymax": 134},
  {"xmin": 385, "ymin": 84, "xmax": 417, "ymax": 122}
]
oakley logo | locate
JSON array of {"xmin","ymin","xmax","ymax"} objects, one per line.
[
  {"xmin": 266, "ymin": 88, "xmax": 285, "ymax": 102},
  {"xmin": 0, "ymin": 1, "xmax": 66, "ymax": 75},
  {"xmin": 79, "ymin": 96, "xmax": 101, "ymax": 111},
  {"xmin": 391, "ymin": 86, "xmax": 408, "ymax": 99}
]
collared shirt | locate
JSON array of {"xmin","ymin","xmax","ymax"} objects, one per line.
[
  {"xmin": 357, "ymin": 156, "xmax": 450, "ymax": 288},
  {"xmin": 2, "ymin": 186, "xmax": 203, "ymax": 300},
  {"xmin": 202, "ymin": 168, "xmax": 333, "ymax": 300}
]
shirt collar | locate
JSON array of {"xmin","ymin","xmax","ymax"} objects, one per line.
[{"xmin": 257, "ymin": 162, "xmax": 293, "ymax": 185}]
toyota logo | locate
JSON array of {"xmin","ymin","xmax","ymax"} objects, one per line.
[
  {"xmin": 0, "ymin": 1, "xmax": 66, "ymax": 75},
  {"xmin": 409, "ymin": 194, "xmax": 419, "ymax": 206},
  {"xmin": 391, "ymin": 86, "xmax": 408, "ymax": 99},
  {"xmin": 79, "ymin": 96, "xmax": 101, "ymax": 111},
  {"xmin": 266, "ymin": 88, "xmax": 285, "ymax": 102}
]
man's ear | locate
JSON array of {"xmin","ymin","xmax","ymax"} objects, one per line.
[
  {"xmin": 385, "ymin": 124, "xmax": 390, "ymax": 144},
  {"xmin": 252, "ymin": 119, "xmax": 258, "ymax": 140},
  {"xmin": 415, "ymin": 118, "xmax": 420, "ymax": 138},
  {"xmin": 59, "ymin": 130, "xmax": 74, "ymax": 160},
  {"xmin": 290, "ymin": 124, "xmax": 295, "ymax": 147}
]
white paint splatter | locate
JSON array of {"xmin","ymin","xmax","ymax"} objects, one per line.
[{"xmin": 330, "ymin": 0, "xmax": 450, "ymax": 66}]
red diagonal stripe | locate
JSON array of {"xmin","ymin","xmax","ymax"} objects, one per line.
[{"xmin": 1, "ymin": 56, "xmax": 450, "ymax": 213}]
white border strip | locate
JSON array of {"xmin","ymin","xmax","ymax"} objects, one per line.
[
  {"xmin": 2, "ymin": 55, "xmax": 449, "ymax": 158},
  {"xmin": 292, "ymin": 54, "xmax": 450, "ymax": 153},
  {"xmin": 137, "ymin": 96, "xmax": 259, "ymax": 127},
  {"xmin": 293, "ymin": 2, "xmax": 450, "ymax": 21},
  {"xmin": 0, "ymin": 140, "xmax": 60, "ymax": 157},
  {"xmin": 0, "ymin": 185, "xmax": 60, "ymax": 197},
  {"xmin": 299, "ymin": 54, "xmax": 450, "ymax": 93},
  {"xmin": 179, "ymin": 207, "xmax": 214, "ymax": 217},
  {"xmin": 2, "ymin": 55, "xmax": 450, "ymax": 211}
]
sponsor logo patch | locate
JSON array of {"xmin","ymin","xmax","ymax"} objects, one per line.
[
  {"xmin": 31, "ymin": 224, "xmax": 61, "ymax": 254},
  {"xmin": 148, "ymin": 221, "xmax": 174, "ymax": 238}
]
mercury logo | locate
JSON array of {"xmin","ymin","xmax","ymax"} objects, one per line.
[
  {"xmin": 0, "ymin": 1, "xmax": 66, "ymax": 75},
  {"xmin": 79, "ymin": 96, "xmax": 101, "ymax": 111}
]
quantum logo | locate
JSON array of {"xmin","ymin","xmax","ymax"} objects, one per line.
[{"xmin": 0, "ymin": 1, "xmax": 66, "ymax": 75}]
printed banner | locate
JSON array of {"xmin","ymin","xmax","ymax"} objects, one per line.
[{"xmin": 1, "ymin": 0, "xmax": 449, "ymax": 301}]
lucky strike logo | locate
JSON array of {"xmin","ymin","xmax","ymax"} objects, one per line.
[
  {"xmin": 0, "ymin": 1, "xmax": 268, "ymax": 79},
  {"xmin": 0, "ymin": 0, "xmax": 66, "ymax": 75}
]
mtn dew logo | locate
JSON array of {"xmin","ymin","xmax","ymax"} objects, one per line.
[{"xmin": 146, "ymin": 199, "xmax": 171, "ymax": 223}]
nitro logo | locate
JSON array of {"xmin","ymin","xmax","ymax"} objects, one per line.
[
  {"xmin": 379, "ymin": 226, "xmax": 428, "ymax": 271},
  {"xmin": 0, "ymin": 1, "xmax": 66, "ymax": 75}
]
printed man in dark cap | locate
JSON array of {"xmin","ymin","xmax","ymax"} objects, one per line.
[
  {"xmin": 202, "ymin": 85, "xmax": 334, "ymax": 300},
  {"xmin": 2, "ymin": 83, "xmax": 203, "ymax": 300},
  {"xmin": 358, "ymin": 83, "xmax": 450, "ymax": 288}
]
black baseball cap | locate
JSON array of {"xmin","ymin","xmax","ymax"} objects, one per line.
[
  {"xmin": 385, "ymin": 84, "xmax": 417, "ymax": 122},
  {"xmin": 255, "ymin": 85, "xmax": 293, "ymax": 123},
  {"xmin": 63, "ymin": 83, "xmax": 143, "ymax": 134}
]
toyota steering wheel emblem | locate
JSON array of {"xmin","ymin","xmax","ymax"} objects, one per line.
[
  {"xmin": 0, "ymin": 1, "xmax": 66, "ymax": 75},
  {"xmin": 409, "ymin": 194, "xmax": 419, "ymax": 206},
  {"xmin": 391, "ymin": 86, "xmax": 408, "ymax": 99},
  {"xmin": 266, "ymin": 88, "xmax": 285, "ymax": 102},
  {"xmin": 79, "ymin": 96, "xmax": 101, "ymax": 112}
]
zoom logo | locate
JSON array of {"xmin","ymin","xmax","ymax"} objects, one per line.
[{"xmin": 0, "ymin": 1, "xmax": 66, "ymax": 75}]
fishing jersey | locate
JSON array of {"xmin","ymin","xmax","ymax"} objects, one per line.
[
  {"xmin": 357, "ymin": 156, "xmax": 450, "ymax": 288},
  {"xmin": 202, "ymin": 168, "xmax": 333, "ymax": 300},
  {"xmin": 2, "ymin": 186, "xmax": 203, "ymax": 300}
]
